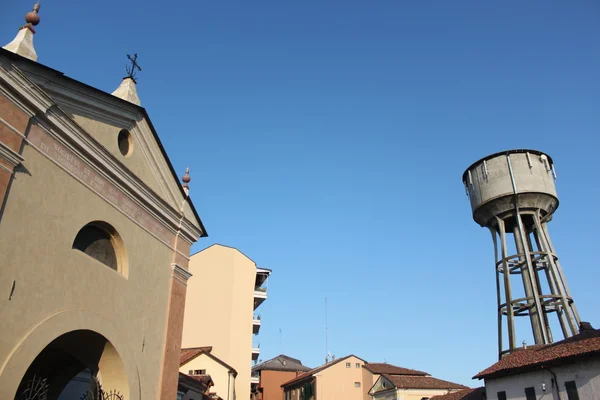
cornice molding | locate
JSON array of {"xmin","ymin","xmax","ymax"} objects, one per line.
[
  {"xmin": 0, "ymin": 141, "xmax": 24, "ymax": 167},
  {"xmin": 171, "ymin": 263, "xmax": 193, "ymax": 285},
  {"xmin": 0, "ymin": 57, "xmax": 53, "ymax": 115}
]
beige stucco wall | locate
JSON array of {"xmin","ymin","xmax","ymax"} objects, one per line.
[
  {"xmin": 64, "ymin": 109, "xmax": 166, "ymax": 199},
  {"xmin": 183, "ymin": 244, "xmax": 258, "ymax": 400},
  {"xmin": 484, "ymin": 357, "xmax": 600, "ymax": 400},
  {"xmin": 0, "ymin": 135, "xmax": 174, "ymax": 399},
  {"xmin": 180, "ymin": 353, "xmax": 235, "ymax": 400},
  {"xmin": 315, "ymin": 356, "xmax": 373, "ymax": 400}
]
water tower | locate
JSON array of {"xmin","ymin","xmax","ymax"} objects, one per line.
[{"xmin": 462, "ymin": 150, "xmax": 581, "ymax": 359}]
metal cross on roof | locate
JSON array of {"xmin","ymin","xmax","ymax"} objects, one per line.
[{"xmin": 125, "ymin": 53, "xmax": 142, "ymax": 81}]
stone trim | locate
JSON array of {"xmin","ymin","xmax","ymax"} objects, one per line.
[
  {"xmin": 0, "ymin": 116, "xmax": 27, "ymax": 140},
  {"xmin": 171, "ymin": 263, "xmax": 193, "ymax": 284},
  {"xmin": 0, "ymin": 141, "xmax": 24, "ymax": 168}
]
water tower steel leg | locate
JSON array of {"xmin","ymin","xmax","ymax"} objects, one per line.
[
  {"xmin": 525, "ymin": 230, "xmax": 554, "ymax": 344},
  {"xmin": 532, "ymin": 212, "xmax": 572, "ymax": 338},
  {"xmin": 540, "ymin": 222, "xmax": 581, "ymax": 333},
  {"xmin": 507, "ymin": 154, "xmax": 548, "ymax": 345},
  {"xmin": 512, "ymin": 223, "xmax": 546, "ymax": 344},
  {"xmin": 498, "ymin": 217, "xmax": 516, "ymax": 353},
  {"xmin": 490, "ymin": 226, "xmax": 503, "ymax": 358}
]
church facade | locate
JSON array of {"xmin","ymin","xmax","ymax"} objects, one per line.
[{"xmin": 0, "ymin": 6, "xmax": 206, "ymax": 399}]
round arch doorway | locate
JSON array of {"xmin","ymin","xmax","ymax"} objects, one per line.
[{"xmin": 14, "ymin": 330, "xmax": 129, "ymax": 400}]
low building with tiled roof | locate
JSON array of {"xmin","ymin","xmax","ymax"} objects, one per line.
[
  {"xmin": 281, "ymin": 355, "xmax": 369, "ymax": 400},
  {"xmin": 180, "ymin": 347, "xmax": 237, "ymax": 400},
  {"xmin": 369, "ymin": 372, "xmax": 468, "ymax": 400},
  {"xmin": 251, "ymin": 355, "xmax": 311, "ymax": 400},
  {"xmin": 431, "ymin": 387, "xmax": 486, "ymax": 400},
  {"xmin": 473, "ymin": 322, "xmax": 600, "ymax": 400}
]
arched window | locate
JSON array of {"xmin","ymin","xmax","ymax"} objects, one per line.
[{"xmin": 72, "ymin": 222, "xmax": 125, "ymax": 272}]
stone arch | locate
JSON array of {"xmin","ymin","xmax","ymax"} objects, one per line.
[{"xmin": 0, "ymin": 310, "xmax": 140, "ymax": 400}]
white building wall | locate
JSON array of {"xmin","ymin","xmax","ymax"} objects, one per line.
[{"xmin": 484, "ymin": 358, "xmax": 600, "ymax": 400}]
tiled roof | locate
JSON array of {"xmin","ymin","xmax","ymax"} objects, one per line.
[
  {"xmin": 189, "ymin": 374, "xmax": 214, "ymax": 386},
  {"xmin": 180, "ymin": 347, "xmax": 213, "ymax": 366},
  {"xmin": 253, "ymin": 354, "xmax": 312, "ymax": 373},
  {"xmin": 474, "ymin": 326, "xmax": 600, "ymax": 379},
  {"xmin": 180, "ymin": 347, "xmax": 238, "ymax": 377},
  {"xmin": 385, "ymin": 374, "xmax": 469, "ymax": 390},
  {"xmin": 363, "ymin": 362, "xmax": 429, "ymax": 376},
  {"xmin": 178, "ymin": 372, "xmax": 212, "ymax": 393},
  {"xmin": 281, "ymin": 355, "xmax": 366, "ymax": 388},
  {"xmin": 431, "ymin": 387, "xmax": 486, "ymax": 400}
]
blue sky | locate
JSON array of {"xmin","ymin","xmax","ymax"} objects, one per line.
[{"xmin": 3, "ymin": 0, "xmax": 599, "ymax": 386}]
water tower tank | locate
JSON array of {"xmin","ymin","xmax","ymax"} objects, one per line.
[{"xmin": 462, "ymin": 150, "xmax": 580, "ymax": 359}]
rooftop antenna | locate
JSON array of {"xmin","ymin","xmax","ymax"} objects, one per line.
[
  {"xmin": 279, "ymin": 328, "xmax": 282, "ymax": 354},
  {"xmin": 325, "ymin": 296, "xmax": 329, "ymax": 364}
]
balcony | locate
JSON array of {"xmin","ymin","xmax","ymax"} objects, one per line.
[
  {"xmin": 253, "ymin": 315, "xmax": 261, "ymax": 334},
  {"xmin": 253, "ymin": 286, "xmax": 267, "ymax": 309},
  {"xmin": 252, "ymin": 344, "xmax": 260, "ymax": 361},
  {"xmin": 251, "ymin": 372, "xmax": 260, "ymax": 385}
]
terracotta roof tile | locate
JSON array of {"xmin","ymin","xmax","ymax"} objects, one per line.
[
  {"xmin": 474, "ymin": 327, "xmax": 600, "ymax": 379},
  {"xmin": 189, "ymin": 374, "xmax": 214, "ymax": 385},
  {"xmin": 385, "ymin": 374, "xmax": 468, "ymax": 390},
  {"xmin": 431, "ymin": 387, "xmax": 486, "ymax": 400},
  {"xmin": 180, "ymin": 346, "xmax": 213, "ymax": 366},
  {"xmin": 363, "ymin": 363, "xmax": 428, "ymax": 376}
]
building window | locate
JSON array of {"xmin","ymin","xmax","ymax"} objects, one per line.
[
  {"xmin": 346, "ymin": 362, "xmax": 351, "ymax": 368},
  {"xmin": 354, "ymin": 382, "xmax": 361, "ymax": 388},
  {"xmin": 356, "ymin": 363, "xmax": 360, "ymax": 368},
  {"xmin": 524, "ymin": 387, "xmax": 536, "ymax": 400},
  {"xmin": 497, "ymin": 391, "xmax": 506, "ymax": 400},
  {"xmin": 73, "ymin": 222, "xmax": 126, "ymax": 272},
  {"xmin": 565, "ymin": 381, "xmax": 579, "ymax": 400},
  {"xmin": 118, "ymin": 129, "xmax": 133, "ymax": 156},
  {"xmin": 189, "ymin": 369, "xmax": 205, "ymax": 375}
]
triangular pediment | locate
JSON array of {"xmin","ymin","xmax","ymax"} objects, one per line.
[
  {"xmin": 370, "ymin": 375, "xmax": 396, "ymax": 395},
  {"xmin": 0, "ymin": 50, "xmax": 205, "ymax": 238}
]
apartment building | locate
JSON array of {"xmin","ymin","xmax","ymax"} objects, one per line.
[{"xmin": 183, "ymin": 244, "xmax": 271, "ymax": 400}]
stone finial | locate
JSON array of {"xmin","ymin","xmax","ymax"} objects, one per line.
[
  {"xmin": 3, "ymin": 2, "xmax": 41, "ymax": 61},
  {"xmin": 25, "ymin": 3, "xmax": 41, "ymax": 28},
  {"xmin": 111, "ymin": 78, "xmax": 141, "ymax": 106},
  {"xmin": 182, "ymin": 167, "xmax": 191, "ymax": 196},
  {"xmin": 182, "ymin": 167, "xmax": 191, "ymax": 187}
]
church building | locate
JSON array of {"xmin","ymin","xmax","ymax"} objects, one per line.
[{"xmin": 0, "ymin": 3, "xmax": 207, "ymax": 399}]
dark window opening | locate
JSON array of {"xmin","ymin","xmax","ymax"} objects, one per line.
[
  {"xmin": 73, "ymin": 223, "xmax": 118, "ymax": 270},
  {"xmin": 118, "ymin": 129, "xmax": 132, "ymax": 156},
  {"xmin": 525, "ymin": 387, "xmax": 536, "ymax": 400},
  {"xmin": 497, "ymin": 391, "xmax": 506, "ymax": 400},
  {"xmin": 565, "ymin": 381, "xmax": 579, "ymax": 400}
]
